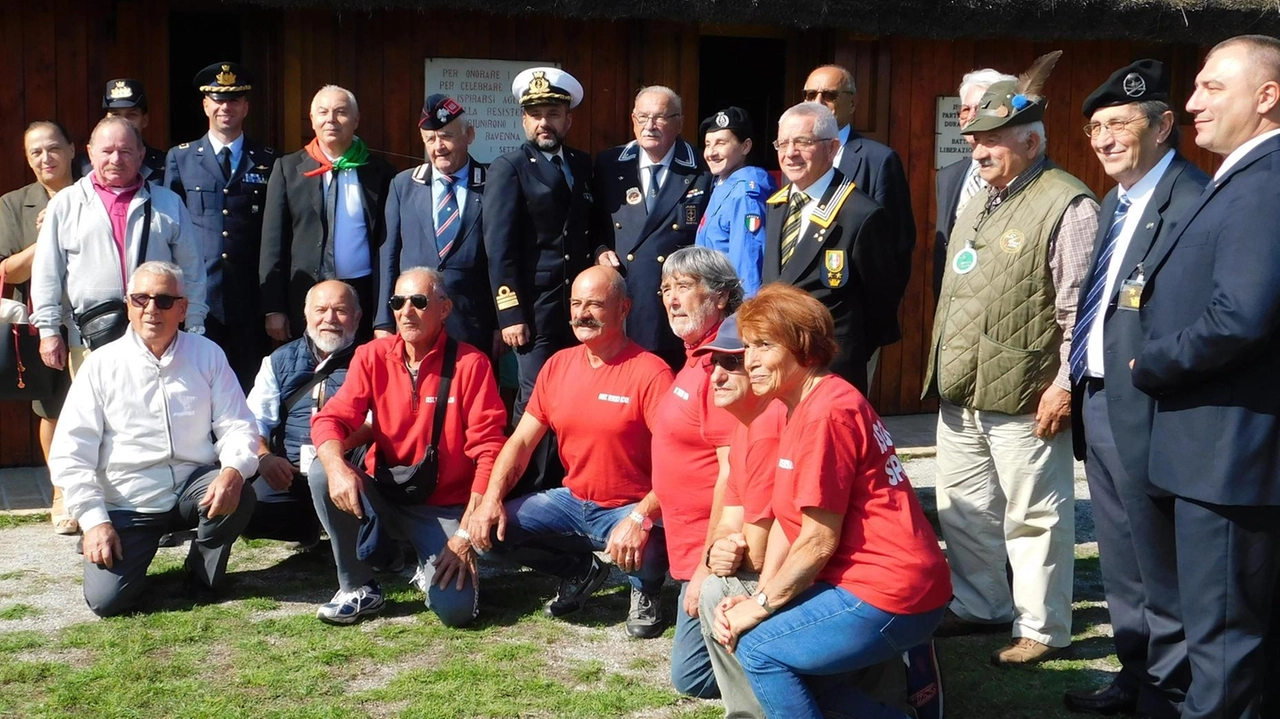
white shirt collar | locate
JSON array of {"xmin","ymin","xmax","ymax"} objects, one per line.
[
  {"xmin": 1118, "ymin": 149, "xmax": 1175, "ymax": 204},
  {"xmin": 207, "ymin": 133, "xmax": 244, "ymax": 158},
  {"xmin": 1214, "ymin": 128, "xmax": 1280, "ymax": 181},
  {"xmin": 791, "ymin": 166, "xmax": 836, "ymax": 199},
  {"xmin": 639, "ymin": 143, "xmax": 677, "ymax": 170}
]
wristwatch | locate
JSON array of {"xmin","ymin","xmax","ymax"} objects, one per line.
[
  {"xmin": 628, "ymin": 510, "xmax": 654, "ymax": 531},
  {"xmin": 755, "ymin": 590, "xmax": 775, "ymax": 614}
]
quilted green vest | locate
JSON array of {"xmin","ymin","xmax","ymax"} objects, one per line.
[{"xmin": 924, "ymin": 164, "xmax": 1093, "ymax": 415}]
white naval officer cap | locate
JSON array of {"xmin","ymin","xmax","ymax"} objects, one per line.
[{"xmin": 511, "ymin": 67, "xmax": 583, "ymax": 109}]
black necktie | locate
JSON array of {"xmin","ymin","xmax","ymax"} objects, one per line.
[{"xmin": 219, "ymin": 147, "xmax": 232, "ymax": 181}]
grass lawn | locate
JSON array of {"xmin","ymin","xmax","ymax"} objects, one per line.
[{"xmin": 0, "ymin": 519, "xmax": 1117, "ymax": 719}]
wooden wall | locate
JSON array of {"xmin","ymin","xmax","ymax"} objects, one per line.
[{"xmin": 0, "ymin": 0, "xmax": 1222, "ymax": 464}]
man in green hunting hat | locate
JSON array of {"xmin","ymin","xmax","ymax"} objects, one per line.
[{"xmin": 924, "ymin": 52, "xmax": 1102, "ymax": 666}]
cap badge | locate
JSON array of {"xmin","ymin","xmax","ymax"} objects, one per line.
[
  {"xmin": 437, "ymin": 107, "xmax": 450, "ymax": 123},
  {"xmin": 109, "ymin": 81, "xmax": 133, "ymax": 100},
  {"xmin": 715, "ymin": 112, "xmax": 729, "ymax": 128},
  {"xmin": 995, "ymin": 105, "xmax": 1009, "ymax": 118},
  {"xmin": 1123, "ymin": 72, "xmax": 1146, "ymax": 98},
  {"xmin": 216, "ymin": 64, "xmax": 237, "ymax": 86},
  {"xmin": 529, "ymin": 71, "xmax": 551, "ymax": 95}
]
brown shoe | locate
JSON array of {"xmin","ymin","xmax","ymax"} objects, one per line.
[{"xmin": 990, "ymin": 638, "xmax": 1067, "ymax": 666}]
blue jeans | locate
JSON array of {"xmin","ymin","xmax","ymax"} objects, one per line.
[
  {"xmin": 497, "ymin": 487, "xmax": 668, "ymax": 592},
  {"xmin": 673, "ymin": 580, "xmax": 719, "ymax": 698},
  {"xmin": 736, "ymin": 583, "xmax": 945, "ymax": 719}
]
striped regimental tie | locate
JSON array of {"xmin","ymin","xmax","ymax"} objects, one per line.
[
  {"xmin": 435, "ymin": 173, "xmax": 461, "ymax": 259},
  {"xmin": 779, "ymin": 190, "xmax": 810, "ymax": 269},
  {"xmin": 1069, "ymin": 194, "xmax": 1131, "ymax": 382}
]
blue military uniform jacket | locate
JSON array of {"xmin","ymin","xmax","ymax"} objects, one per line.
[
  {"xmin": 593, "ymin": 138, "xmax": 712, "ymax": 366},
  {"xmin": 482, "ymin": 142, "xmax": 594, "ymax": 337},
  {"xmin": 376, "ymin": 159, "xmax": 494, "ymax": 352},
  {"xmin": 164, "ymin": 134, "xmax": 279, "ymax": 326},
  {"xmin": 695, "ymin": 165, "xmax": 774, "ymax": 297}
]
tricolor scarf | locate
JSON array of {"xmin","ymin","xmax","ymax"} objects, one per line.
[{"xmin": 302, "ymin": 136, "xmax": 370, "ymax": 177}]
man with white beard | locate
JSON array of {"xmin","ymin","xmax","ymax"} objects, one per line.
[{"xmin": 244, "ymin": 280, "xmax": 367, "ymax": 549}]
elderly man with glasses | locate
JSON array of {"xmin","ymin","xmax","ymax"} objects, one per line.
[
  {"xmin": 49, "ymin": 261, "xmax": 258, "ymax": 617},
  {"xmin": 761, "ymin": 102, "xmax": 898, "ymax": 393}
]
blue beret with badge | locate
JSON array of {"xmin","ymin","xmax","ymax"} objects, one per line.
[
  {"xmin": 699, "ymin": 106, "xmax": 755, "ymax": 142},
  {"xmin": 103, "ymin": 78, "xmax": 148, "ymax": 111},
  {"xmin": 1082, "ymin": 59, "xmax": 1169, "ymax": 117},
  {"xmin": 420, "ymin": 94, "xmax": 466, "ymax": 130},
  {"xmin": 193, "ymin": 62, "xmax": 254, "ymax": 100}
]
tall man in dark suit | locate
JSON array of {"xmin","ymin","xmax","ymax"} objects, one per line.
[
  {"xmin": 934, "ymin": 70, "xmax": 1016, "ymax": 300},
  {"xmin": 760, "ymin": 102, "xmax": 897, "ymax": 393},
  {"xmin": 1130, "ymin": 35, "xmax": 1280, "ymax": 719},
  {"xmin": 1064, "ymin": 60, "xmax": 1208, "ymax": 719},
  {"xmin": 484, "ymin": 67, "xmax": 594, "ymax": 492},
  {"xmin": 595, "ymin": 86, "xmax": 712, "ymax": 369},
  {"xmin": 804, "ymin": 65, "xmax": 914, "ymax": 376},
  {"xmin": 260, "ymin": 85, "xmax": 396, "ymax": 342},
  {"xmin": 165, "ymin": 62, "xmax": 279, "ymax": 392},
  {"xmin": 376, "ymin": 95, "xmax": 494, "ymax": 356},
  {"xmin": 76, "ymin": 79, "xmax": 168, "ymax": 184}
]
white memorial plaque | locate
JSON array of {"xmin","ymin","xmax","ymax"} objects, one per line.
[
  {"xmin": 935, "ymin": 96, "xmax": 972, "ymax": 170},
  {"xmin": 424, "ymin": 58, "xmax": 559, "ymax": 164}
]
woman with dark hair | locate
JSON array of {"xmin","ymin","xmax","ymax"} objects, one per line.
[
  {"xmin": 711, "ymin": 283, "xmax": 950, "ymax": 719},
  {"xmin": 0, "ymin": 120, "xmax": 77, "ymax": 534}
]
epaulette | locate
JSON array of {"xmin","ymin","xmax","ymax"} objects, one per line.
[{"xmin": 765, "ymin": 186, "xmax": 790, "ymax": 205}]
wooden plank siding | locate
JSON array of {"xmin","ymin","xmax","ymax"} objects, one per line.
[{"xmin": 0, "ymin": 0, "xmax": 1227, "ymax": 464}]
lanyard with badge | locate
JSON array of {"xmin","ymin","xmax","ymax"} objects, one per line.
[
  {"xmin": 1117, "ymin": 263, "xmax": 1146, "ymax": 311},
  {"xmin": 953, "ymin": 192, "xmax": 1005, "ymax": 276}
]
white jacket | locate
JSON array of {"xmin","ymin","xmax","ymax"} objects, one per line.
[
  {"xmin": 30, "ymin": 175, "xmax": 208, "ymax": 337},
  {"xmin": 49, "ymin": 329, "xmax": 258, "ymax": 530}
]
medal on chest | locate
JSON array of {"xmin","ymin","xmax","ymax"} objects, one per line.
[{"xmin": 952, "ymin": 240, "xmax": 978, "ymax": 275}]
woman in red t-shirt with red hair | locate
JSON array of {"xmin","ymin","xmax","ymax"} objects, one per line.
[{"xmin": 711, "ymin": 284, "xmax": 952, "ymax": 719}]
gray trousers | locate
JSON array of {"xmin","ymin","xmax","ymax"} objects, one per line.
[
  {"xmin": 83, "ymin": 465, "xmax": 256, "ymax": 617},
  {"xmin": 700, "ymin": 573, "xmax": 764, "ymax": 718},
  {"xmin": 308, "ymin": 460, "xmax": 479, "ymax": 627}
]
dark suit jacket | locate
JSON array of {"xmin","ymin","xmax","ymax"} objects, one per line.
[
  {"xmin": 376, "ymin": 159, "xmax": 494, "ymax": 352},
  {"xmin": 1069, "ymin": 153, "xmax": 1210, "ymax": 487},
  {"xmin": 592, "ymin": 138, "xmax": 712, "ymax": 367},
  {"xmin": 762, "ymin": 169, "xmax": 897, "ymax": 393},
  {"xmin": 482, "ymin": 142, "xmax": 594, "ymax": 339},
  {"xmin": 837, "ymin": 129, "xmax": 915, "ymax": 347},
  {"xmin": 259, "ymin": 148, "xmax": 396, "ymax": 335},
  {"xmin": 1132, "ymin": 135, "xmax": 1280, "ymax": 506},
  {"xmin": 164, "ymin": 134, "xmax": 280, "ymax": 327},
  {"xmin": 933, "ymin": 159, "xmax": 969, "ymax": 301},
  {"xmin": 0, "ymin": 183, "xmax": 48, "ymax": 304}
]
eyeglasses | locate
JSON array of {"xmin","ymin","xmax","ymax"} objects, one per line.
[
  {"xmin": 772, "ymin": 137, "xmax": 833, "ymax": 152},
  {"xmin": 128, "ymin": 293, "xmax": 183, "ymax": 310},
  {"xmin": 389, "ymin": 294, "xmax": 430, "ymax": 311},
  {"xmin": 1083, "ymin": 116, "xmax": 1147, "ymax": 139},
  {"xmin": 802, "ymin": 89, "xmax": 853, "ymax": 103},
  {"xmin": 632, "ymin": 112, "xmax": 682, "ymax": 126},
  {"xmin": 708, "ymin": 352, "xmax": 745, "ymax": 372}
]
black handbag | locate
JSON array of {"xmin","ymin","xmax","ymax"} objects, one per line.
[
  {"xmin": 0, "ymin": 267, "xmax": 56, "ymax": 401},
  {"xmin": 73, "ymin": 199, "xmax": 151, "ymax": 350},
  {"xmin": 370, "ymin": 337, "xmax": 457, "ymax": 505}
]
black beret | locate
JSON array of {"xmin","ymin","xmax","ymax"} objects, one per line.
[
  {"xmin": 699, "ymin": 107, "xmax": 754, "ymax": 142},
  {"xmin": 420, "ymin": 94, "xmax": 466, "ymax": 130},
  {"xmin": 193, "ymin": 62, "xmax": 254, "ymax": 99},
  {"xmin": 103, "ymin": 79, "xmax": 147, "ymax": 111},
  {"xmin": 1083, "ymin": 59, "xmax": 1169, "ymax": 117}
]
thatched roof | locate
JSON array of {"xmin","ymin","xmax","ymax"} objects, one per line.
[{"xmin": 241, "ymin": 0, "xmax": 1280, "ymax": 41}]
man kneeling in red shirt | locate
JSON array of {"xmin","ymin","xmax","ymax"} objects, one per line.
[
  {"xmin": 467, "ymin": 266, "xmax": 675, "ymax": 638},
  {"xmin": 310, "ymin": 267, "xmax": 507, "ymax": 626}
]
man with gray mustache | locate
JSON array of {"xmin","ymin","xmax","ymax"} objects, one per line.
[{"xmin": 244, "ymin": 280, "xmax": 368, "ymax": 549}]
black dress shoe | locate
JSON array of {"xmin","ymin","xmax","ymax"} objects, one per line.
[
  {"xmin": 1063, "ymin": 682, "xmax": 1138, "ymax": 715},
  {"xmin": 933, "ymin": 608, "xmax": 1012, "ymax": 637}
]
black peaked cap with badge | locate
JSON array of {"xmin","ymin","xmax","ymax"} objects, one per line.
[
  {"xmin": 103, "ymin": 78, "xmax": 148, "ymax": 111},
  {"xmin": 1082, "ymin": 59, "xmax": 1169, "ymax": 117},
  {"xmin": 193, "ymin": 62, "xmax": 254, "ymax": 99},
  {"xmin": 699, "ymin": 106, "xmax": 755, "ymax": 142},
  {"xmin": 420, "ymin": 94, "xmax": 466, "ymax": 130}
]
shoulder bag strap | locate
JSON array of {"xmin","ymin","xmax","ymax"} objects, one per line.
[
  {"xmin": 269, "ymin": 351, "xmax": 351, "ymax": 449},
  {"xmin": 428, "ymin": 337, "xmax": 458, "ymax": 454}
]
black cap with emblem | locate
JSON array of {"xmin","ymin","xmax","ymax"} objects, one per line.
[
  {"xmin": 420, "ymin": 94, "xmax": 466, "ymax": 130},
  {"xmin": 699, "ymin": 106, "xmax": 754, "ymax": 142},
  {"xmin": 103, "ymin": 78, "xmax": 148, "ymax": 111},
  {"xmin": 193, "ymin": 62, "xmax": 254, "ymax": 100},
  {"xmin": 1082, "ymin": 59, "xmax": 1169, "ymax": 117}
]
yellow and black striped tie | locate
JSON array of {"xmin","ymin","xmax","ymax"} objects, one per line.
[{"xmin": 779, "ymin": 190, "xmax": 810, "ymax": 269}]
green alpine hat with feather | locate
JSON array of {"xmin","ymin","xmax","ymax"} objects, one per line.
[{"xmin": 963, "ymin": 51, "xmax": 1063, "ymax": 133}]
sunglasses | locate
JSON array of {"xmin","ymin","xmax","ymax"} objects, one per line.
[
  {"xmin": 708, "ymin": 352, "xmax": 745, "ymax": 373},
  {"xmin": 128, "ymin": 293, "xmax": 183, "ymax": 310},
  {"xmin": 388, "ymin": 294, "xmax": 430, "ymax": 311},
  {"xmin": 802, "ymin": 89, "xmax": 852, "ymax": 103}
]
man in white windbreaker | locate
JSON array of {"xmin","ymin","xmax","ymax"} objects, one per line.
[
  {"xmin": 50, "ymin": 261, "xmax": 257, "ymax": 617},
  {"xmin": 31, "ymin": 115, "xmax": 206, "ymax": 377}
]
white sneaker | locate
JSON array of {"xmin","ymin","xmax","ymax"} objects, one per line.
[{"xmin": 316, "ymin": 580, "xmax": 385, "ymax": 625}]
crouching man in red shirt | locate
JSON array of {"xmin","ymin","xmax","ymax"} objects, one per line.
[
  {"xmin": 309, "ymin": 267, "xmax": 507, "ymax": 626},
  {"xmin": 467, "ymin": 266, "xmax": 675, "ymax": 638}
]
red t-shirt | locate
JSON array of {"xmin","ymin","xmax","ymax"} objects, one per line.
[
  {"xmin": 311, "ymin": 332, "xmax": 508, "ymax": 507},
  {"xmin": 650, "ymin": 335, "xmax": 739, "ymax": 580},
  {"xmin": 527, "ymin": 342, "xmax": 673, "ymax": 508},
  {"xmin": 724, "ymin": 400, "xmax": 787, "ymax": 524},
  {"xmin": 772, "ymin": 376, "xmax": 952, "ymax": 615}
]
